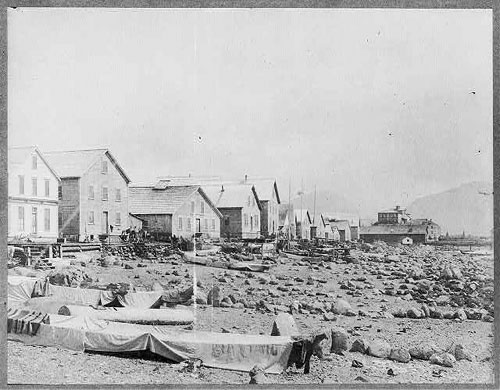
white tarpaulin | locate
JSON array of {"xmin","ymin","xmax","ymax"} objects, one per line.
[
  {"xmin": 8, "ymin": 276, "xmax": 41, "ymax": 305},
  {"xmin": 8, "ymin": 312, "xmax": 293, "ymax": 373}
]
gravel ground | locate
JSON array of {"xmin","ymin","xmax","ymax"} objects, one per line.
[{"xmin": 7, "ymin": 245, "xmax": 496, "ymax": 385}]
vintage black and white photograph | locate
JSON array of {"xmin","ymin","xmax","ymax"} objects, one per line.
[{"xmin": 5, "ymin": 5, "xmax": 495, "ymax": 386}]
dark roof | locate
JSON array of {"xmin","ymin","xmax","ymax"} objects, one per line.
[
  {"xmin": 129, "ymin": 186, "xmax": 222, "ymax": 218},
  {"xmin": 9, "ymin": 146, "xmax": 60, "ymax": 181},
  {"xmin": 360, "ymin": 224, "xmax": 427, "ymax": 235},
  {"xmin": 44, "ymin": 149, "xmax": 130, "ymax": 183}
]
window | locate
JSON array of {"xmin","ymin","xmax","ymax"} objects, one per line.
[
  {"xmin": 88, "ymin": 211, "xmax": 95, "ymax": 224},
  {"xmin": 115, "ymin": 212, "xmax": 121, "ymax": 226},
  {"xmin": 101, "ymin": 160, "xmax": 108, "ymax": 174},
  {"xmin": 244, "ymin": 214, "xmax": 248, "ymax": 226},
  {"xmin": 88, "ymin": 185, "xmax": 94, "ymax": 200},
  {"xmin": 18, "ymin": 207, "xmax": 24, "ymax": 231},
  {"xmin": 18, "ymin": 176, "xmax": 24, "ymax": 195},
  {"xmin": 44, "ymin": 179, "xmax": 50, "ymax": 197},
  {"xmin": 211, "ymin": 218, "xmax": 216, "ymax": 231},
  {"xmin": 44, "ymin": 208, "xmax": 50, "ymax": 231},
  {"xmin": 191, "ymin": 201, "xmax": 195, "ymax": 213},
  {"xmin": 178, "ymin": 217, "xmax": 183, "ymax": 230},
  {"xmin": 204, "ymin": 218, "xmax": 208, "ymax": 230},
  {"xmin": 32, "ymin": 178, "xmax": 37, "ymax": 196},
  {"xmin": 115, "ymin": 188, "xmax": 121, "ymax": 202},
  {"xmin": 187, "ymin": 218, "xmax": 191, "ymax": 231},
  {"xmin": 200, "ymin": 201, "xmax": 205, "ymax": 214},
  {"xmin": 102, "ymin": 186, "xmax": 108, "ymax": 201},
  {"xmin": 31, "ymin": 207, "xmax": 37, "ymax": 233},
  {"xmin": 225, "ymin": 217, "xmax": 230, "ymax": 226},
  {"xmin": 32, "ymin": 155, "xmax": 37, "ymax": 169},
  {"xmin": 252, "ymin": 197, "xmax": 255, "ymax": 207},
  {"xmin": 247, "ymin": 196, "xmax": 251, "ymax": 206},
  {"xmin": 255, "ymin": 215, "xmax": 259, "ymax": 227},
  {"xmin": 58, "ymin": 185, "xmax": 63, "ymax": 200}
]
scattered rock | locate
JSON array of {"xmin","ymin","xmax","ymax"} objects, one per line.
[
  {"xmin": 367, "ymin": 339, "xmax": 392, "ymax": 359},
  {"xmin": 454, "ymin": 344, "xmax": 474, "ymax": 361},
  {"xmin": 429, "ymin": 352, "xmax": 456, "ymax": 367},
  {"xmin": 330, "ymin": 299, "xmax": 352, "ymax": 315},
  {"xmin": 389, "ymin": 348, "xmax": 411, "ymax": 363},
  {"xmin": 409, "ymin": 343, "xmax": 441, "ymax": 360},
  {"xmin": 330, "ymin": 327, "xmax": 350, "ymax": 354},
  {"xmin": 350, "ymin": 338, "xmax": 370, "ymax": 354}
]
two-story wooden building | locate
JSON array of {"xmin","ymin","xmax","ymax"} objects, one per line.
[
  {"xmin": 203, "ymin": 183, "xmax": 262, "ymax": 240},
  {"xmin": 243, "ymin": 177, "xmax": 281, "ymax": 238},
  {"xmin": 44, "ymin": 149, "xmax": 130, "ymax": 242},
  {"xmin": 129, "ymin": 184, "xmax": 221, "ymax": 240},
  {"xmin": 8, "ymin": 146, "xmax": 60, "ymax": 243}
]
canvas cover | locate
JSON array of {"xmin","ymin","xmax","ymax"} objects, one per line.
[
  {"xmin": 58, "ymin": 305, "xmax": 194, "ymax": 325},
  {"xmin": 8, "ymin": 276, "xmax": 41, "ymax": 305},
  {"xmin": 8, "ymin": 312, "xmax": 293, "ymax": 373}
]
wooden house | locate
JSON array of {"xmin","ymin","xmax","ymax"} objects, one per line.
[
  {"xmin": 242, "ymin": 177, "xmax": 281, "ymax": 238},
  {"xmin": 44, "ymin": 149, "xmax": 130, "ymax": 242},
  {"xmin": 129, "ymin": 185, "xmax": 221, "ymax": 240},
  {"xmin": 328, "ymin": 220, "xmax": 352, "ymax": 242},
  {"xmin": 294, "ymin": 209, "xmax": 311, "ymax": 240},
  {"xmin": 278, "ymin": 203, "xmax": 295, "ymax": 240},
  {"xmin": 311, "ymin": 214, "xmax": 327, "ymax": 240},
  {"xmin": 202, "ymin": 183, "xmax": 262, "ymax": 240},
  {"xmin": 8, "ymin": 146, "xmax": 61, "ymax": 243}
]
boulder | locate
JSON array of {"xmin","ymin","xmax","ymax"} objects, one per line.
[
  {"xmin": 270, "ymin": 313, "xmax": 301, "ymax": 337},
  {"xmin": 407, "ymin": 307, "xmax": 423, "ymax": 319},
  {"xmin": 429, "ymin": 352, "xmax": 456, "ymax": 367},
  {"xmin": 249, "ymin": 364, "xmax": 267, "ymax": 384},
  {"xmin": 409, "ymin": 343, "xmax": 441, "ymax": 360},
  {"xmin": 389, "ymin": 348, "xmax": 411, "ymax": 363},
  {"xmin": 455, "ymin": 309, "xmax": 467, "ymax": 321},
  {"xmin": 454, "ymin": 344, "xmax": 474, "ymax": 361},
  {"xmin": 331, "ymin": 299, "xmax": 353, "ymax": 315},
  {"xmin": 350, "ymin": 338, "xmax": 370, "ymax": 354},
  {"xmin": 330, "ymin": 327, "xmax": 350, "ymax": 354},
  {"xmin": 367, "ymin": 339, "xmax": 392, "ymax": 359}
]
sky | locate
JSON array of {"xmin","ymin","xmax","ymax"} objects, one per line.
[{"xmin": 8, "ymin": 8, "xmax": 493, "ymax": 217}]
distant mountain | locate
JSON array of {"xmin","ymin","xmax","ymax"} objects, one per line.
[
  {"xmin": 290, "ymin": 190, "xmax": 360, "ymax": 219},
  {"xmin": 407, "ymin": 181, "xmax": 493, "ymax": 237}
]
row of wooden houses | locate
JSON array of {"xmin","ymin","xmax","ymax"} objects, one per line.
[
  {"xmin": 9, "ymin": 146, "xmax": 437, "ymax": 245},
  {"xmin": 7, "ymin": 146, "xmax": 296, "ymax": 243}
]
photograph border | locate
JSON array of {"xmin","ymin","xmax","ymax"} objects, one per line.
[{"xmin": 0, "ymin": 1, "xmax": 497, "ymax": 388}]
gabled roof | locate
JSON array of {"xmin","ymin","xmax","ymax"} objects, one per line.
[
  {"xmin": 44, "ymin": 149, "xmax": 130, "ymax": 183},
  {"xmin": 328, "ymin": 220, "xmax": 351, "ymax": 231},
  {"xmin": 294, "ymin": 209, "xmax": 311, "ymax": 224},
  {"xmin": 240, "ymin": 177, "xmax": 281, "ymax": 204},
  {"xmin": 201, "ymin": 183, "xmax": 262, "ymax": 211},
  {"xmin": 9, "ymin": 146, "xmax": 60, "ymax": 181},
  {"xmin": 360, "ymin": 224, "xmax": 427, "ymax": 235},
  {"xmin": 279, "ymin": 203, "xmax": 294, "ymax": 225},
  {"xmin": 129, "ymin": 185, "xmax": 222, "ymax": 218},
  {"xmin": 312, "ymin": 214, "xmax": 326, "ymax": 228}
]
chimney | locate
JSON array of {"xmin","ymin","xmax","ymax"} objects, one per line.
[
  {"xmin": 244, "ymin": 174, "xmax": 247, "ymax": 183},
  {"xmin": 395, "ymin": 205, "xmax": 400, "ymax": 211},
  {"xmin": 221, "ymin": 185, "xmax": 224, "ymax": 192}
]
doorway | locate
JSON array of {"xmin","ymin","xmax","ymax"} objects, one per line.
[
  {"xmin": 102, "ymin": 211, "xmax": 109, "ymax": 234},
  {"xmin": 31, "ymin": 207, "xmax": 37, "ymax": 234},
  {"xmin": 196, "ymin": 218, "xmax": 201, "ymax": 233}
]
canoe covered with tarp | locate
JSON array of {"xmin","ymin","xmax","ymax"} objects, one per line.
[
  {"xmin": 58, "ymin": 305, "xmax": 194, "ymax": 325},
  {"xmin": 7, "ymin": 310, "xmax": 294, "ymax": 373}
]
